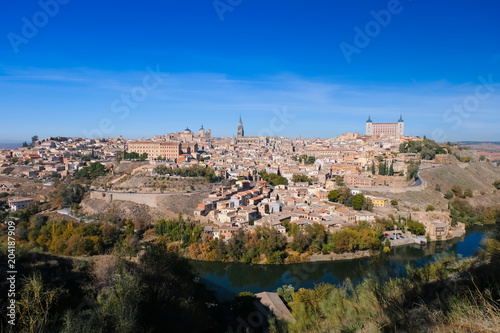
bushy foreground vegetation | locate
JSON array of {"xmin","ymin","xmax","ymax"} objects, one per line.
[{"xmin": 0, "ymin": 243, "xmax": 236, "ymax": 333}]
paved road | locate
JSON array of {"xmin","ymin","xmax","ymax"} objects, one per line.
[
  {"xmin": 411, "ymin": 174, "xmax": 422, "ymax": 187},
  {"xmin": 410, "ymin": 165, "xmax": 442, "ymax": 187}
]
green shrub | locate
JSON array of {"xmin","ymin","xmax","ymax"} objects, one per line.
[{"xmin": 407, "ymin": 220, "xmax": 426, "ymax": 235}]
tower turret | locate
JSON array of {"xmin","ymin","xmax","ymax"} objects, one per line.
[{"xmin": 366, "ymin": 115, "xmax": 373, "ymax": 136}]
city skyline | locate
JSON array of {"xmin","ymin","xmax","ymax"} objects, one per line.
[{"xmin": 1, "ymin": 0, "xmax": 500, "ymax": 141}]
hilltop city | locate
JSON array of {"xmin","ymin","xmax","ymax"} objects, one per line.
[{"xmin": 3, "ymin": 115, "xmax": 498, "ymax": 255}]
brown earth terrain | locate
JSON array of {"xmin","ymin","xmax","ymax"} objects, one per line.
[
  {"xmin": 81, "ymin": 189, "xmax": 210, "ymax": 223},
  {"xmin": 81, "ymin": 198, "xmax": 169, "ymax": 224},
  {"xmin": 0, "ymin": 175, "xmax": 52, "ymax": 200},
  {"xmin": 457, "ymin": 142, "xmax": 500, "ymax": 153},
  {"xmin": 114, "ymin": 161, "xmax": 149, "ymax": 174},
  {"xmin": 366, "ymin": 162, "xmax": 500, "ymax": 212}
]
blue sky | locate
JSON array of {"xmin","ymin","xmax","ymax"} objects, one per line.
[{"xmin": 1, "ymin": 0, "xmax": 499, "ymax": 142}]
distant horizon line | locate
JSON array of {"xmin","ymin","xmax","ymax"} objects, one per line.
[{"xmin": 2, "ymin": 137, "xmax": 500, "ymax": 146}]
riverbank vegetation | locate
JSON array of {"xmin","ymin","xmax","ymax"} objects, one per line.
[
  {"xmin": 4, "ymin": 199, "xmax": 500, "ymax": 266},
  {"xmin": 1, "ymin": 201, "xmax": 385, "ymax": 264},
  {"xmin": 269, "ymin": 221, "xmax": 500, "ymax": 333}
]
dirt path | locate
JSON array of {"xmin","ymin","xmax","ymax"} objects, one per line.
[{"xmin": 110, "ymin": 164, "xmax": 151, "ymax": 184}]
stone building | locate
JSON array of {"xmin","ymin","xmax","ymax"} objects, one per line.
[
  {"xmin": 127, "ymin": 140, "xmax": 181, "ymax": 160},
  {"xmin": 366, "ymin": 115, "xmax": 404, "ymax": 137}
]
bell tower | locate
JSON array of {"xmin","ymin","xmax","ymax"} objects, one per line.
[{"xmin": 237, "ymin": 116, "xmax": 244, "ymax": 137}]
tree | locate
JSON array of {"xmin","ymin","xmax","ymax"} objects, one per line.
[
  {"xmin": 266, "ymin": 251, "xmax": 287, "ymax": 264},
  {"xmin": 391, "ymin": 199, "xmax": 398, "ymax": 207},
  {"xmin": 305, "ymin": 223, "xmax": 326, "ymax": 253},
  {"xmin": 327, "ymin": 189, "xmax": 340, "ymax": 202},
  {"xmin": 291, "ymin": 230, "xmax": 309, "ymax": 253},
  {"xmin": 204, "ymin": 167, "xmax": 218, "ymax": 183},
  {"xmin": 407, "ymin": 220, "xmax": 426, "ymax": 235},
  {"xmin": 125, "ymin": 218, "xmax": 135, "ymax": 235},
  {"xmin": 17, "ymin": 272, "xmax": 63, "ymax": 333},
  {"xmin": 338, "ymin": 187, "xmax": 352, "ymax": 206},
  {"xmin": 31, "ymin": 135, "xmax": 39, "ymax": 145},
  {"xmin": 371, "ymin": 162, "xmax": 376, "ymax": 175},
  {"xmin": 155, "ymin": 165, "xmax": 168, "ymax": 175},
  {"xmin": 388, "ymin": 161, "xmax": 394, "ymax": 176},
  {"xmin": 406, "ymin": 162, "xmax": 419, "ymax": 181},
  {"xmin": 362, "ymin": 197, "xmax": 374, "ymax": 211},
  {"xmin": 426, "ymin": 205, "xmax": 435, "ymax": 212},
  {"xmin": 399, "ymin": 138, "xmax": 446, "ymax": 159},
  {"xmin": 444, "ymin": 190, "xmax": 454, "ymax": 199},
  {"xmin": 296, "ymin": 154, "xmax": 316, "ymax": 165},
  {"xmin": 227, "ymin": 230, "xmax": 247, "ymax": 262},
  {"xmin": 258, "ymin": 170, "xmax": 288, "ymax": 186},
  {"xmin": 451, "ymin": 185, "xmax": 463, "ymax": 198},
  {"xmin": 292, "ymin": 174, "xmax": 311, "ymax": 184},
  {"xmin": 378, "ymin": 161, "xmax": 386, "ymax": 175},
  {"xmin": 493, "ymin": 180, "xmax": 500, "ymax": 190},
  {"xmin": 277, "ymin": 285, "xmax": 294, "ymax": 304},
  {"xmin": 256, "ymin": 225, "xmax": 286, "ymax": 258},
  {"xmin": 124, "ymin": 151, "xmax": 140, "ymax": 160},
  {"xmin": 351, "ymin": 194, "xmax": 365, "ymax": 210},
  {"xmin": 464, "ymin": 188, "xmax": 473, "ymax": 198},
  {"xmin": 75, "ymin": 162, "xmax": 107, "ymax": 180}
]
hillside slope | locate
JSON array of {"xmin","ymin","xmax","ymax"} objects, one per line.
[
  {"xmin": 369, "ymin": 162, "xmax": 500, "ymax": 212},
  {"xmin": 422, "ymin": 162, "xmax": 500, "ymax": 194}
]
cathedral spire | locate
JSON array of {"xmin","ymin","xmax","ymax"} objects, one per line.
[{"xmin": 237, "ymin": 116, "xmax": 244, "ymax": 137}]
